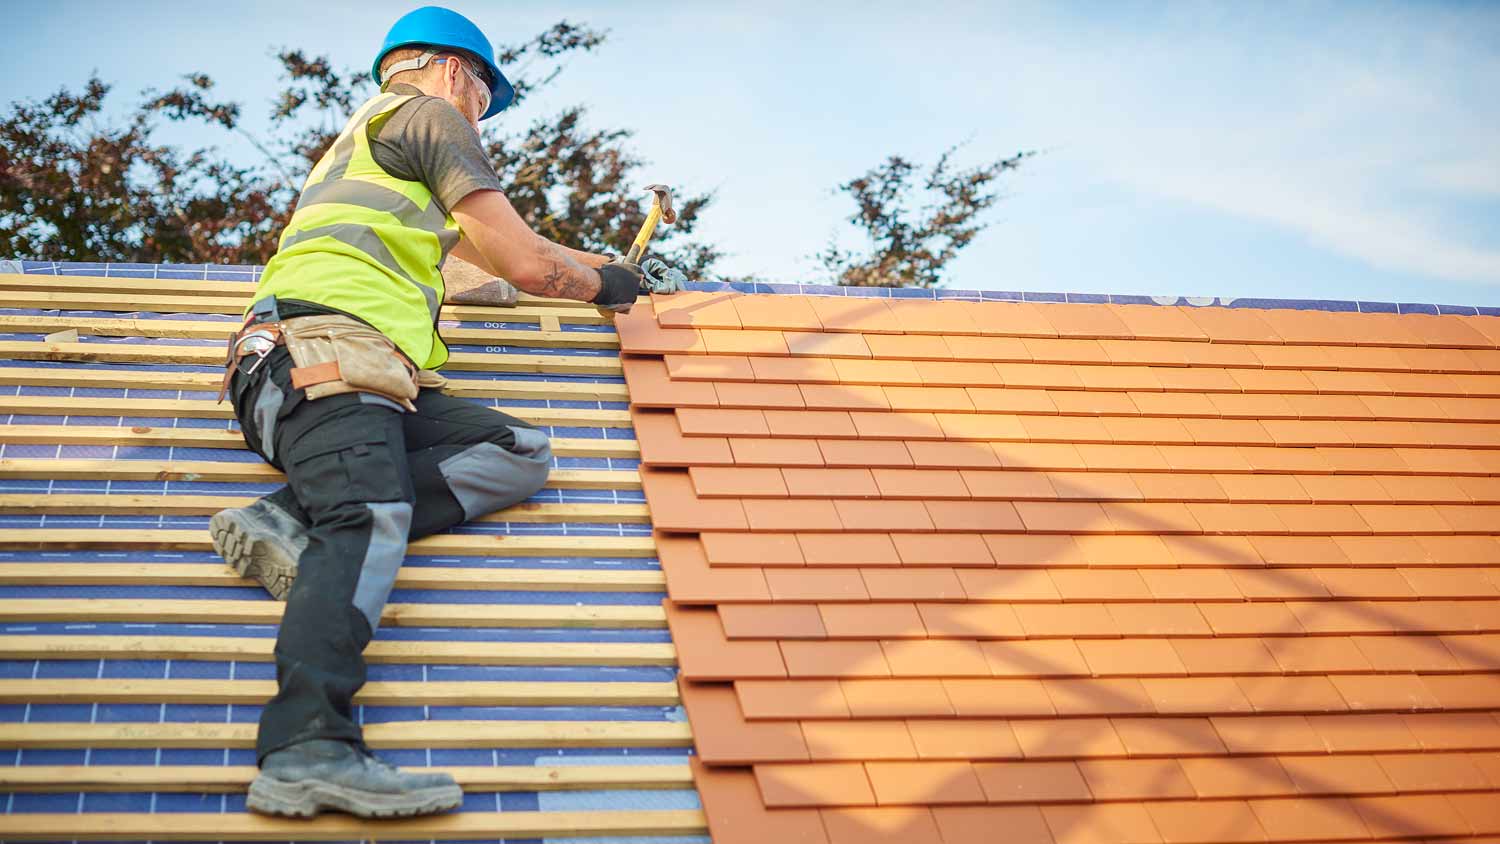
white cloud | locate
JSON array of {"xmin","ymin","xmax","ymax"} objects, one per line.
[
  {"xmin": 1417, "ymin": 160, "xmax": 1500, "ymax": 198},
  {"xmin": 994, "ymin": 2, "xmax": 1500, "ymax": 287}
]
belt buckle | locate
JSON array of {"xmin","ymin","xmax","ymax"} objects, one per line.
[{"xmin": 235, "ymin": 330, "xmax": 277, "ymax": 377}]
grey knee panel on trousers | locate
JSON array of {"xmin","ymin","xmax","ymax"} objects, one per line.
[
  {"xmin": 350, "ymin": 500, "xmax": 413, "ymax": 631},
  {"xmin": 436, "ymin": 426, "xmax": 552, "ymax": 520}
]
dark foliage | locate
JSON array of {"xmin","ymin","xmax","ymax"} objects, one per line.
[{"xmin": 819, "ymin": 146, "xmax": 1034, "ymax": 287}]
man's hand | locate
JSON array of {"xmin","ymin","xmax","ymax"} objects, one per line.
[
  {"xmin": 592, "ymin": 259, "xmax": 644, "ymax": 315},
  {"xmin": 640, "ymin": 258, "xmax": 687, "ymax": 295}
]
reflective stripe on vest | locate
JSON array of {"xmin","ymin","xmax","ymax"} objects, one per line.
[{"xmin": 249, "ymin": 93, "xmax": 460, "ymax": 369}]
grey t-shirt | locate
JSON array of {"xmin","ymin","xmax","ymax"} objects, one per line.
[{"xmin": 368, "ymin": 82, "xmax": 503, "ymax": 213}]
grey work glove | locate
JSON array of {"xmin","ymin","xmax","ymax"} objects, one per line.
[{"xmin": 640, "ymin": 257, "xmax": 688, "ymax": 295}]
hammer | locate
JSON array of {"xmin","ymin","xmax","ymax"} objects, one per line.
[{"xmin": 624, "ymin": 184, "xmax": 676, "ymax": 264}]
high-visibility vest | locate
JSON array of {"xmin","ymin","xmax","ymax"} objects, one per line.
[{"xmin": 250, "ymin": 92, "xmax": 461, "ymax": 369}]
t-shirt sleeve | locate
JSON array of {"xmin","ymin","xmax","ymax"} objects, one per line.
[{"xmin": 368, "ymin": 96, "xmax": 504, "ymax": 213}]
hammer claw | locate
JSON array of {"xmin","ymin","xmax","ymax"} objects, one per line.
[{"xmin": 644, "ymin": 184, "xmax": 677, "ymax": 224}]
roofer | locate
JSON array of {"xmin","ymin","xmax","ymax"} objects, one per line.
[{"xmin": 208, "ymin": 6, "xmax": 682, "ymax": 819}]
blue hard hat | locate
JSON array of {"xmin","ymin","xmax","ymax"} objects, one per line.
[{"xmin": 373, "ymin": 6, "xmax": 514, "ymax": 119}]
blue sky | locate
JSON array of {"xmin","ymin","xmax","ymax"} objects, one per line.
[{"xmin": 7, "ymin": 1, "xmax": 1499, "ymax": 305}]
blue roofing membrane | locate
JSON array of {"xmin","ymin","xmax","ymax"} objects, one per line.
[{"xmin": 0, "ymin": 261, "xmax": 704, "ymax": 843}]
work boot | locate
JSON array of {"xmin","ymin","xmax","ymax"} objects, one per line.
[
  {"xmin": 247, "ymin": 739, "xmax": 463, "ymax": 819},
  {"xmin": 209, "ymin": 498, "xmax": 307, "ymax": 600}
]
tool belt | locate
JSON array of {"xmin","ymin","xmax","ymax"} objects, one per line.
[{"xmin": 218, "ymin": 311, "xmax": 421, "ymax": 412}]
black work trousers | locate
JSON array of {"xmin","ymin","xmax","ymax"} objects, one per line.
[{"xmin": 228, "ymin": 345, "xmax": 552, "ymax": 762}]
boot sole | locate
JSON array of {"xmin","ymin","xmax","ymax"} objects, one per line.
[
  {"xmin": 246, "ymin": 772, "xmax": 463, "ymax": 819},
  {"xmin": 209, "ymin": 510, "xmax": 298, "ymax": 601}
]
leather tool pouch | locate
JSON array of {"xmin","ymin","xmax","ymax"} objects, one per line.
[
  {"xmin": 281, "ymin": 315, "xmax": 419, "ymax": 412},
  {"xmin": 415, "ymin": 369, "xmax": 450, "ymax": 391}
]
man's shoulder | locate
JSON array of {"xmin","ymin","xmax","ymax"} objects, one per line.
[{"xmin": 376, "ymin": 91, "xmax": 474, "ymax": 143}]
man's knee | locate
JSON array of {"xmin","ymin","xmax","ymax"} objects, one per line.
[{"xmin": 437, "ymin": 425, "xmax": 552, "ymax": 519}]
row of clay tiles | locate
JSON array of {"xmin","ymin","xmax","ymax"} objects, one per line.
[
  {"xmin": 618, "ymin": 295, "xmax": 1500, "ymax": 844},
  {"xmin": 641, "ymin": 292, "xmax": 1500, "ymax": 349}
]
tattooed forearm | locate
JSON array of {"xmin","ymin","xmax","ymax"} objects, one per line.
[
  {"xmin": 527, "ymin": 238, "xmax": 602, "ymax": 302},
  {"xmin": 563, "ymin": 245, "xmax": 610, "ymax": 269}
]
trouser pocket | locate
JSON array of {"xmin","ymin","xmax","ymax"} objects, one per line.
[{"xmin": 286, "ymin": 429, "xmax": 410, "ymax": 509}]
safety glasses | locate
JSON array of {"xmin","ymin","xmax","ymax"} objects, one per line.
[
  {"xmin": 383, "ymin": 49, "xmax": 492, "ymax": 117},
  {"xmin": 432, "ymin": 55, "xmax": 491, "ymax": 117}
]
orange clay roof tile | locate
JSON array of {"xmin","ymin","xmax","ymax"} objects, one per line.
[
  {"xmin": 915, "ymin": 359, "xmax": 1008, "ymax": 386},
  {"xmin": 641, "ymin": 467, "xmax": 746, "ymax": 530},
  {"xmin": 965, "ymin": 301, "xmax": 1058, "ymax": 338},
  {"xmin": 751, "ymin": 355, "xmax": 842, "ymax": 383},
  {"xmin": 848, "ymin": 410, "xmax": 943, "ymax": 440},
  {"xmin": 718, "ymin": 604, "xmax": 827, "ymax": 639},
  {"xmin": 652, "ymin": 291, "xmax": 742, "ymax": 328},
  {"xmin": 861, "ymin": 569, "xmax": 967, "ymax": 602},
  {"xmin": 818, "ymin": 602, "xmax": 926, "ymax": 639},
  {"xmin": 1076, "ymin": 758, "xmax": 1195, "ymax": 800},
  {"xmin": 819, "ymin": 807, "xmax": 944, "ymax": 844},
  {"xmin": 665, "ymin": 352, "xmax": 755, "ymax": 380},
  {"xmin": 737, "ymin": 680, "xmax": 850, "ymax": 721},
  {"xmin": 862, "ymin": 332, "xmax": 955, "ymax": 360},
  {"xmin": 1144, "ymin": 800, "xmax": 1267, "ymax": 843},
  {"xmin": 841, "ymin": 679, "xmax": 956, "ymax": 718},
  {"xmin": 714, "ymin": 380, "xmax": 806, "ymax": 409},
  {"xmin": 1113, "ymin": 305, "xmax": 1211, "ymax": 342},
  {"xmin": 863, "ymin": 760, "xmax": 987, "ymax": 803},
  {"xmin": 613, "ymin": 301, "xmax": 705, "ymax": 353},
  {"xmin": 805, "ymin": 297, "xmax": 902, "ymax": 334},
  {"xmin": 904, "ymin": 720, "xmax": 1026, "ymax": 760},
  {"xmin": 729, "ymin": 436, "xmax": 827, "ymax": 466},
  {"xmin": 794, "ymin": 532, "xmax": 903, "ymax": 567},
  {"xmin": 941, "ymin": 334, "xmax": 1034, "ymax": 362},
  {"xmin": 733, "ymin": 294, "xmax": 824, "ymax": 331},
  {"xmin": 699, "ymin": 327, "xmax": 789, "ymax": 356},
  {"xmin": 676, "ymin": 407, "xmax": 770, "ymax": 437},
  {"xmin": 656, "ymin": 534, "xmax": 772, "ymax": 603},
  {"xmin": 1011, "ymin": 718, "xmax": 1127, "ymax": 759},
  {"xmin": 799, "ymin": 383, "xmax": 892, "ymax": 411},
  {"xmin": 632, "ymin": 408, "xmax": 734, "ymax": 466},
  {"xmin": 942, "ymin": 679, "xmax": 1055, "ymax": 718},
  {"xmin": 818, "ymin": 438, "xmax": 914, "ymax": 467},
  {"xmin": 754, "ymin": 761, "xmax": 872, "ymax": 808},
  {"xmin": 801, "ymin": 721, "xmax": 917, "ymax": 761},
  {"xmin": 973, "ymin": 760, "xmax": 1092, "ymax": 803},
  {"xmin": 780, "ymin": 640, "xmax": 891, "ymax": 678},
  {"xmin": 623, "ymin": 356, "xmax": 717, "ymax": 407},
  {"xmin": 691, "ymin": 760, "xmax": 829, "ymax": 844},
  {"xmin": 883, "ymin": 299, "xmax": 983, "ymax": 335},
  {"xmin": 781, "ymin": 467, "xmax": 880, "ymax": 499},
  {"xmin": 764, "ymin": 568, "xmax": 870, "ymax": 602},
  {"xmin": 783, "ymin": 330, "xmax": 873, "ymax": 359},
  {"xmin": 666, "ymin": 602, "xmax": 784, "ymax": 677}
]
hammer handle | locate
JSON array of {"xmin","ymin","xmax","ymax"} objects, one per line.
[{"xmin": 624, "ymin": 205, "xmax": 664, "ymax": 265}]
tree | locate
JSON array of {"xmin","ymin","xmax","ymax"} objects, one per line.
[
  {"xmin": 0, "ymin": 21, "xmax": 718, "ymax": 273},
  {"xmin": 818, "ymin": 146, "xmax": 1034, "ymax": 288}
]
